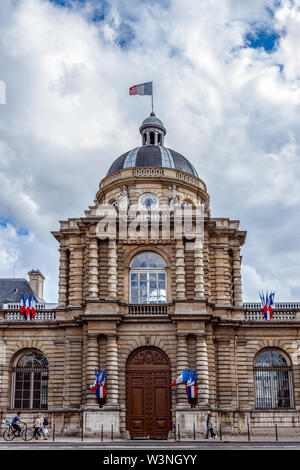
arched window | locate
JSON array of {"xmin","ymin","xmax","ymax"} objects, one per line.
[
  {"xmin": 12, "ymin": 351, "xmax": 49, "ymax": 410},
  {"xmin": 254, "ymin": 349, "xmax": 293, "ymax": 409},
  {"xmin": 150, "ymin": 132, "xmax": 155, "ymax": 145},
  {"xmin": 130, "ymin": 252, "xmax": 166, "ymax": 304}
]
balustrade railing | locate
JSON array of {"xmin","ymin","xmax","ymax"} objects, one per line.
[
  {"xmin": 1, "ymin": 310, "xmax": 56, "ymax": 321},
  {"xmin": 127, "ymin": 304, "xmax": 169, "ymax": 316},
  {"xmin": 243, "ymin": 303, "xmax": 298, "ymax": 321}
]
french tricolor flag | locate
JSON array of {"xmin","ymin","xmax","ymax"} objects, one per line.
[
  {"xmin": 31, "ymin": 295, "xmax": 36, "ymax": 319},
  {"xmin": 129, "ymin": 82, "xmax": 152, "ymax": 96},
  {"xmin": 98, "ymin": 385, "xmax": 106, "ymax": 399},
  {"xmin": 188, "ymin": 385, "xmax": 198, "ymax": 399},
  {"xmin": 91, "ymin": 368, "xmax": 100, "ymax": 393},
  {"xmin": 170, "ymin": 367, "xmax": 189, "ymax": 386},
  {"xmin": 25, "ymin": 294, "xmax": 31, "ymax": 320},
  {"xmin": 20, "ymin": 294, "xmax": 25, "ymax": 315}
]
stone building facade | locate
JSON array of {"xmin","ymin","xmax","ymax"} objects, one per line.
[{"xmin": 0, "ymin": 113, "xmax": 300, "ymax": 438}]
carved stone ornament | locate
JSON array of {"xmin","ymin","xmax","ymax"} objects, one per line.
[
  {"xmin": 117, "ymin": 185, "xmax": 129, "ymax": 211},
  {"xmin": 128, "ymin": 348, "xmax": 169, "ymax": 367},
  {"xmin": 168, "ymin": 184, "xmax": 179, "ymax": 211}
]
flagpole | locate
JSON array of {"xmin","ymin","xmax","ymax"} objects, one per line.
[{"xmin": 151, "ymin": 81, "xmax": 154, "ymax": 113}]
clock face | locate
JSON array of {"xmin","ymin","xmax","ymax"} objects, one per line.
[{"xmin": 139, "ymin": 193, "xmax": 159, "ymax": 211}]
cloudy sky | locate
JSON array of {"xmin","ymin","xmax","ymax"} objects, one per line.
[{"xmin": 0, "ymin": 0, "xmax": 300, "ymax": 302}]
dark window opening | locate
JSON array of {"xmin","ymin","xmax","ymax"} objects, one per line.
[
  {"xmin": 150, "ymin": 132, "xmax": 155, "ymax": 145},
  {"xmin": 13, "ymin": 351, "xmax": 49, "ymax": 410},
  {"xmin": 254, "ymin": 349, "xmax": 293, "ymax": 409}
]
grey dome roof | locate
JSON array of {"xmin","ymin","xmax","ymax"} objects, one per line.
[
  {"xmin": 107, "ymin": 146, "xmax": 198, "ymax": 177},
  {"xmin": 139, "ymin": 112, "xmax": 166, "ymax": 134}
]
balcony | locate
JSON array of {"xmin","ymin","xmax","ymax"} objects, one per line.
[
  {"xmin": 127, "ymin": 304, "xmax": 170, "ymax": 316},
  {"xmin": 1, "ymin": 310, "xmax": 56, "ymax": 321},
  {"xmin": 243, "ymin": 303, "xmax": 299, "ymax": 321}
]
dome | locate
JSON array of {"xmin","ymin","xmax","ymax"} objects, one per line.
[
  {"xmin": 139, "ymin": 112, "xmax": 166, "ymax": 134},
  {"xmin": 106, "ymin": 112, "xmax": 198, "ymax": 177},
  {"xmin": 106, "ymin": 146, "xmax": 198, "ymax": 177}
]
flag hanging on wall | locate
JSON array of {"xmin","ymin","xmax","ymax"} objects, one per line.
[
  {"xmin": 129, "ymin": 82, "xmax": 152, "ymax": 96},
  {"xmin": 188, "ymin": 385, "xmax": 198, "ymax": 399},
  {"xmin": 170, "ymin": 367, "xmax": 189, "ymax": 386},
  {"xmin": 91, "ymin": 368, "xmax": 100, "ymax": 393},
  {"xmin": 91, "ymin": 368, "xmax": 107, "ymax": 399}
]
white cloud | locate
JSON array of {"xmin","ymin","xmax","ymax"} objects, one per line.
[{"xmin": 0, "ymin": 0, "xmax": 300, "ymax": 301}]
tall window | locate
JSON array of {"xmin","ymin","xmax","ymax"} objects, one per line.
[
  {"xmin": 130, "ymin": 252, "xmax": 166, "ymax": 304},
  {"xmin": 12, "ymin": 351, "xmax": 49, "ymax": 410},
  {"xmin": 254, "ymin": 349, "xmax": 293, "ymax": 409}
]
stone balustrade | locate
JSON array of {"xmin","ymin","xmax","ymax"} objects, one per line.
[{"xmin": 1, "ymin": 310, "xmax": 56, "ymax": 321}]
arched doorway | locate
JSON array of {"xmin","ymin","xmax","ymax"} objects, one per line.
[{"xmin": 126, "ymin": 346, "xmax": 172, "ymax": 439}]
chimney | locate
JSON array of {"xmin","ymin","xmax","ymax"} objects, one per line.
[{"xmin": 28, "ymin": 269, "xmax": 45, "ymax": 301}]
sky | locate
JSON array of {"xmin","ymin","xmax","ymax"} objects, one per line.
[{"xmin": 0, "ymin": 0, "xmax": 300, "ymax": 302}]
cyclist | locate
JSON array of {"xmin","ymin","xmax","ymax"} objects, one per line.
[{"xmin": 11, "ymin": 412, "xmax": 25, "ymax": 436}]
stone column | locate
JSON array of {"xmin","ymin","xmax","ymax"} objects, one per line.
[
  {"xmin": 105, "ymin": 334, "xmax": 119, "ymax": 407},
  {"xmin": 88, "ymin": 238, "xmax": 99, "ymax": 299},
  {"xmin": 176, "ymin": 333, "xmax": 189, "ymax": 407},
  {"xmin": 175, "ymin": 239, "xmax": 186, "ymax": 299},
  {"xmin": 196, "ymin": 335, "xmax": 209, "ymax": 405},
  {"xmin": 107, "ymin": 239, "xmax": 118, "ymax": 299},
  {"xmin": 58, "ymin": 247, "xmax": 68, "ymax": 307},
  {"xmin": 68, "ymin": 246, "xmax": 83, "ymax": 306},
  {"xmin": 194, "ymin": 240, "xmax": 205, "ymax": 299},
  {"xmin": 232, "ymin": 248, "xmax": 243, "ymax": 307},
  {"xmin": 214, "ymin": 246, "xmax": 227, "ymax": 305},
  {"xmin": 203, "ymin": 233, "xmax": 211, "ymax": 300},
  {"xmin": 86, "ymin": 334, "xmax": 99, "ymax": 406}
]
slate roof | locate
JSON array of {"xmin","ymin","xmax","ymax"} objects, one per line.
[
  {"xmin": 0, "ymin": 279, "xmax": 38, "ymax": 306},
  {"xmin": 106, "ymin": 145, "xmax": 198, "ymax": 177}
]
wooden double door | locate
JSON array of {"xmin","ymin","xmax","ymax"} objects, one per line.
[{"xmin": 126, "ymin": 347, "xmax": 172, "ymax": 439}]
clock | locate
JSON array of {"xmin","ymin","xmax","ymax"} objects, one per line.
[{"xmin": 139, "ymin": 193, "xmax": 159, "ymax": 211}]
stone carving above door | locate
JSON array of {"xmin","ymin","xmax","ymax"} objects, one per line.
[{"xmin": 127, "ymin": 347, "xmax": 169, "ymax": 367}]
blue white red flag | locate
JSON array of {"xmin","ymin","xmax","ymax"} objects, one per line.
[
  {"xmin": 188, "ymin": 385, "xmax": 198, "ymax": 399},
  {"xmin": 98, "ymin": 385, "xmax": 106, "ymax": 399},
  {"xmin": 170, "ymin": 367, "xmax": 189, "ymax": 386},
  {"xmin": 186, "ymin": 368, "xmax": 197, "ymax": 387},
  {"xmin": 91, "ymin": 368, "xmax": 100, "ymax": 393},
  {"xmin": 31, "ymin": 295, "xmax": 36, "ymax": 319},
  {"xmin": 100, "ymin": 369, "xmax": 106, "ymax": 386},
  {"xmin": 260, "ymin": 290, "xmax": 275, "ymax": 320},
  {"xmin": 20, "ymin": 294, "xmax": 25, "ymax": 316},
  {"xmin": 129, "ymin": 82, "xmax": 152, "ymax": 96},
  {"xmin": 25, "ymin": 294, "xmax": 31, "ymax": 320}
]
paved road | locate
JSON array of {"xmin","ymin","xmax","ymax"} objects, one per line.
[{"xmin": 0, "ymin": 440, "xmax": 300, "ymax": 450}]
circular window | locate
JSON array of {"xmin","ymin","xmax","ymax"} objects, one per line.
[{"xmin": 139, "ymin": 193, "xmax": 159, "ymax": 211}]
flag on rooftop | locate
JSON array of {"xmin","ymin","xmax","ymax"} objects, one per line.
[{"xmin": 129, "ymin": 82, "xmax": 153, "ymax": 96}]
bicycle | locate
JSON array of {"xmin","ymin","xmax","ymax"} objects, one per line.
[{"xmin": 3, "ymin": 422, "xmax": 34, "ymax": 441}]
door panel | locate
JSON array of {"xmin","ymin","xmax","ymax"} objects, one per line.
[{"xmin": 126, "ymin": 347, "xmax": 171, "ymax": 439}]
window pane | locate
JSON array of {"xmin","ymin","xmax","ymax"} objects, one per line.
[
  {"xmin": 130, "ymin": 252, "xmax": 165, "ymax": 269},
  {"xmin": 255, "ymin": 351, "xmax": 272, "ymax": 366},
  {"xmin": 14, "ymin": 352, "xmax": 48, "ymax": 410}
]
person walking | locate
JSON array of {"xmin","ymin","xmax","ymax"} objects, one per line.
[
  {"xmin": 33, "ymin": 413, "xmax": 43, "ymax": 440},
  {"xmin": 41, "ymin": 415, "xmax": 49, "ymax": 440},
  {"xmin": 204, "ymin": 411, "xmax": 217, "ymax": 439}
]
